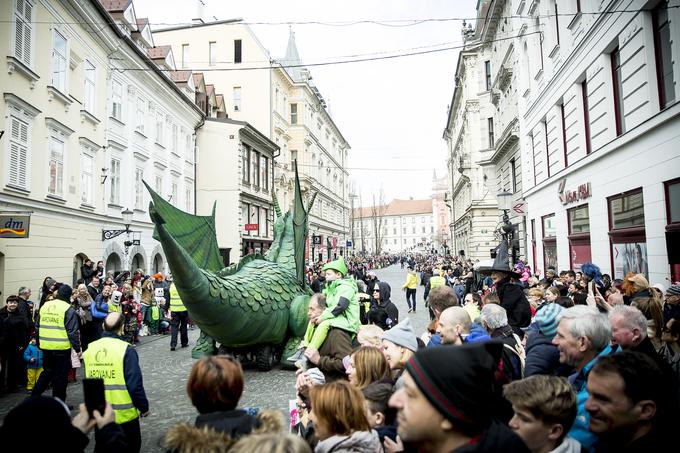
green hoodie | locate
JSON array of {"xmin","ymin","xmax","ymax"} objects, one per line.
[{"xmin": 321, "ymin": 277, "xmax": 360, "ymax": 334}]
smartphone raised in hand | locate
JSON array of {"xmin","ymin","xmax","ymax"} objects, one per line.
[{"xmin": 83, "ymin": 378, "xmax": 106, "ymax": 418}]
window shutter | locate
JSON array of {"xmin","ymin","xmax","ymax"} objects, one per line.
[
  {"xmin": 22, "ymin": 1, "xmax": 31, "ymax": 63},
  {"xmin": 15, "ymin": 15, "xmax": 23, "ymax": 61},
  {"xmin": 8, "ymin": 117, "xmax": 29, "ymax": 188}
]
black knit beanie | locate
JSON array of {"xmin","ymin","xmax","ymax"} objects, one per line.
[
  {"xmin": 57, "ymin": 284, "xmax": 73, "ymax": 301},
  {"xmin": 405, "ymin": 341, "xmax": 504, "ymax": 432}
]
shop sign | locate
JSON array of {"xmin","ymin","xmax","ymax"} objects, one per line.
[
  {"xmin": 0, "ymin": 213, "xmax": 30, "ymax": 238},
  {"xmin": 346, "ymin": 240, "xmax": 353, "ymax": 248},
  {"xmin": 244, "ymin": 223, "xmax": 259, "ymax": 231},
  {"xmin": 560, "ymin": 182, "xmax": 592, "ymax": 205},
  {"xmin": 312, "ymin": 235, "xmax": 322, "ymax": 245}
]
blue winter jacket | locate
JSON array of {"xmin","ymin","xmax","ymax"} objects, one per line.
[
  {"xmin": 91, "ymin": 294, "xmax": 109, "ymax": 320},
  {"xmin": 23, "ymin": 343, "xmax": 43, "ymax": 369},
  {"xmin": 567, "ymin": 344, "xmax": 614, "ymax": 451}
]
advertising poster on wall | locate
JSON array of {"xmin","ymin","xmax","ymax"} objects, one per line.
[
  {"xmin": 613, "ymin": 242, "xmax": 649, "ymax": 279},
  {"xmin": 570, "ymin": 243, "xmax": 592, "ymax": 273}
]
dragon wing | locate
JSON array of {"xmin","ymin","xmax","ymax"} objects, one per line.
[{"xmin": 145, "ymin": 181, "xmax": 224, "ymax": 273}]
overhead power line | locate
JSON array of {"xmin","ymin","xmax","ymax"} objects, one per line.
[
  {"xmin": 3, "ymin": 6, "xmax": 677, "ymax": 28},
  {"xmin": 116, "ymin": 30, "xmax": 543, "ymax": 72}
]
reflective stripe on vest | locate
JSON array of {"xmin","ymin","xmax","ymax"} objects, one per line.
[
  {"xmin": 83, "ymin": 337, "xmax": 139, "ymax": 424},
  {"xmin": 430, "ymin": 276, "xmax": 446, "ymax": 288},
  {"xmin": 38, "ymin": 299, "xmax": 71, "ymax": 350},
  {"xmin": 169, "ymin": 284, "xmax": 187, "ymax": 312}
]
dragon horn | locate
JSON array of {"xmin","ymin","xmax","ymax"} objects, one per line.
[
  {"xmin": 272, "ymin": 191, "xmax": 283, "ymax": 218},
  {"xmin": 306, "ymin": 191, "xmax": 318, "ymax": 212}
]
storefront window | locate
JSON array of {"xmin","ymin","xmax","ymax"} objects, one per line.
[
  {"xmin": 543, "ymin": 214, "xmax": 556, "ymax": 237},
  {"xmin": 667, "ymin": 179, "xmax": 680, "ymax": 224},
  {"xmin": 542, "ymin": 214, "xmax": 557, "ymax": 274},
  {"xmin": 568, "ymin": 205, "xmax": 590, "ymax": 234},
  {"xmin": 664, "ymin": 178, "xmax": 680, "ymax": 281},
  {"xmin": 609, "ymin": 191, "xmax": 645, "ymax": 229},
  {"xmin": 608, "ymin": 189, "xmax": 647, "ymax": 278},
  {"xmin": 568, "ymin": 205, "xmax": 591, "ymax": 272}
]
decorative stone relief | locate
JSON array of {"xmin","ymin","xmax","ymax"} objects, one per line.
[{"xmin": 620, "ymin": 18, "xmax": 640, "ymax": 46}]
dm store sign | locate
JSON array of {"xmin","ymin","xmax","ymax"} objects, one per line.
[{"xmin": 0, "ymin": 214, "xmax": 30, "ymax": 238}]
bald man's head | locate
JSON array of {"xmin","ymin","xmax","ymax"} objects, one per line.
[
  {"xmin": 103, "ymin": 312, "xmax": 125, "ymax": 333},
  {"xmin": 437, "ymin": 306, "xmax": 472, "ymax": 345}
]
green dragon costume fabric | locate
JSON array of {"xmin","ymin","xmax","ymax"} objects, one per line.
[{"xmin": 145, "ymin": 164, "xmax": 315, "ymax": 370}]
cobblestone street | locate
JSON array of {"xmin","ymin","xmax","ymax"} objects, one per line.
[{"xmin": 0, "ymin": 264, "xmax": 428, "ymax": 451}]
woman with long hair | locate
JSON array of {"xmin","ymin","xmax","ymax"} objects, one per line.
[
  {"xmin": 74, "ymin": 283, "xmax": 94, "ymax": 351},
  {"xmin": 631, "ymin": 296, "xmax": 665, "ymax": 352},
  {"xmin": 309, "ymin": 381, "xmax": 381, "ymax": 452},
  {"xmin": 345, "ymin": 346, "xmax": 390, "ymax": 390}
]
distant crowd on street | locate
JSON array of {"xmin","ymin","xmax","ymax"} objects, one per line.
[{"xmin": 2, "ymin": 249, "xmax": 680, "ymax": 452}]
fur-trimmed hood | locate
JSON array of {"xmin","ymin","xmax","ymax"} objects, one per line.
[{"xmin": 164, "ymin": 409, "xmax": 284, "ymax": 453}]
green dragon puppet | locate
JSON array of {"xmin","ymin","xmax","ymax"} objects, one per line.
[{"xmin": 145, "ymin": 164, "xmax": 316, "ymax": 370}]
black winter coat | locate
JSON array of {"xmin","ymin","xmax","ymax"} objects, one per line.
[
  {"xmin": 0, "ymin": 307, "xmax": 29, "ymax": 351},
  {"xmin": 496, "ymin": 279, "xmax": 531, "ymax": 337},
  {"xmin": 524, "ymin": 326, "xmax": 572, "ymax": 377}
]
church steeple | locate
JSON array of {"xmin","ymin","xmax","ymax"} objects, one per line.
[{"xmin": 281, "ymin": 27, "xmax": 303, "ymax": 82}]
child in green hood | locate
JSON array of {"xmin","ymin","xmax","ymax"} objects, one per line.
[{"xmin": 289, "ymin": 257, "xmax": 359, "ymax": 369}]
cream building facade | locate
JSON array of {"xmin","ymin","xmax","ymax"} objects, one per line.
[
  {"xmin": 515, "ymin": 0, "xmax": 680, "ymax": 283},
  {"xmin": 474, "ymin": 0, "xmax": 526, "ymax": 261},
  {"xmin": 353, "ymin": 199, "xmax": 435, "ymax": 254},
  {"xmin": 443, "ymin": 46, "xmax": 501, "ymax": 262},
  {"xmin": 0, "ymin": 0, "xmax": 203, "ymax": 299},
  {"xmin": 153, "ymin": 24, "xmax": 351, "ymax": 262},
  {"xmin": 196, "ymin": 118, "xmax": 277, "ymax": 265}
]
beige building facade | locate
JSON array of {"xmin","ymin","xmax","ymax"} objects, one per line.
[
  {"xmin": 0, "ymin": 0, "xmax": 203, "ymax": 300},
  {"xmin": 153, "ymin": 24, "xmax": 351, "ymax": 262}
]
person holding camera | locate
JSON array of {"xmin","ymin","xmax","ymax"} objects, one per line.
[{"xmin": 83, "ymin": 312, "xmax": 149, "ymax": 453}]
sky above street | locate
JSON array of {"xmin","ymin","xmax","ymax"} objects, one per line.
[{"xmin": 135, "ymin": 0, "xmax": 478, "ymax": 205}]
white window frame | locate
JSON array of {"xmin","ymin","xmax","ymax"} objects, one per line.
[
  {"xmin": 109, "ymin": 158, "xmax": 121, "ymax": 205},
  {"xmin": 135, "ymin": 97, "xmax": 145, "ymax": 134},
  {"xmin": 111, "ymin": 79, "xmax": 123, "ymax": 120},
  {"xmin": 84, "ymin": 60, "xmax": 96, "ymax": 114},
  {"xmin": 185, "ymin": 133, "xmax": 193, "ymax": 162},
  {"xmin": 209, "ymin": 41, "xmax": 216, "ymax": 66},
  {"xmin": 185, "ymin": 181, "xmax": 193, "ymax": 212},
  {"xmin": 181, "ymin": 44, "xmax": 189, "ymax": 69},
  {"xmin": 171, "ymin": 176, "xmax": 178, "ymax": 205},
  {"xmin": 171, "ymin": 123, "xmax": 178, "ymax": 154},
  {"xmin": 6, "ymin": 110, "xmax": 31, "ymax": 190},
  {"xmin": 233, "ymin": 87, "xmax": 241, "ymax": 111},
  {"xmin": 155, "ymin": 174, "xmax": 163, "ymax": 193},
  {"xmin": 155, "ymin": 112, "xmax": 164, "ymax": 145},
  {"xmin": 134, "ymin": 167, "xmax": 144, "ymax": 210},
  {"xmin": 47, "ymin": 131, "xmax": 65, "ymax": 197},
  {"xmin": 81, "ymin": 150, "xmax": 94, "ymax": 205},
  {"xmin": 13, "ymin": 0, "xmax": 34, "ymax": 67},
  {"xmin": 51, "ymin": 29, "xmax": 68, "ymax": 93}
]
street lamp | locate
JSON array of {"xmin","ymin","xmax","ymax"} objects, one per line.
[
  {"xmin": 496, "ymin": 191, "xmax": 515, "ymax": 265},
  {"xmin": 102, "ymin": 208, "xmax": 134, "ymax": 241}
]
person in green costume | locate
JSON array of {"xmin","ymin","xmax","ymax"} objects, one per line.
[{"xmin": 289, "ymin": 257, "xmax": 359, "ymax": 368}]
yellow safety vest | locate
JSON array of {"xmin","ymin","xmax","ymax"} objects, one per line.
[
  {"xmin": 38, "ymin": 299, "xmax": 71, "ymax": 350},
  {"xmin": 169, "ymin": 283, "xmax": 187, "ymax": 312},
  {"xmin": 83, "ymin": 337, "xmax": 138, "ymax": 424},
  {"xmin": 109, "ymin": 303, "xmax": 122, "ymax": 313},
  {"xmin": 430, "ymin": 276, "xmax": 446, "ymax": 288}
]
